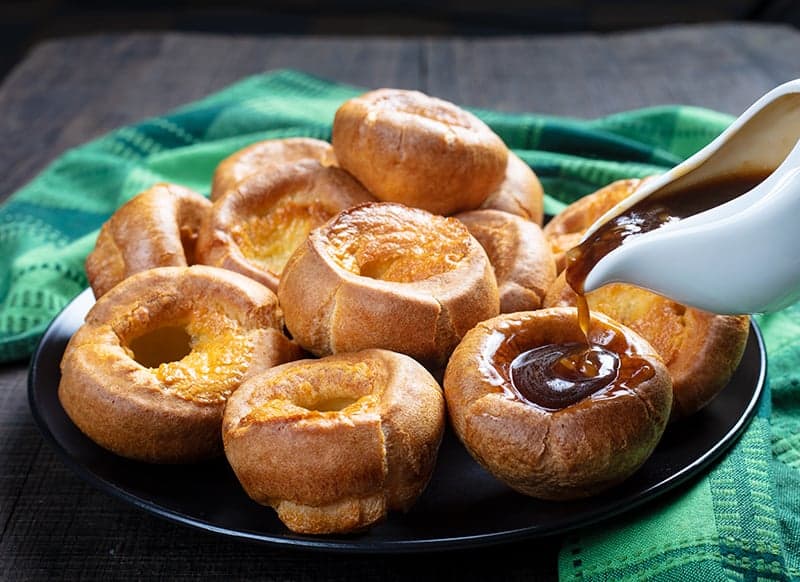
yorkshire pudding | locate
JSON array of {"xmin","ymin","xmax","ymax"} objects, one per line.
[
  {"xmin": 543, "ymin": 178, "xmax": 643, "ymax": 273},
  {"xmin": 210, "ymin": 137, "xmax": 336, "ymax": 201},
  {"xmin": 59, "ymin": 265, "xmax": 302, "ymax": 463},
  {"xmin": 332, "ymin": 89, "xmax": 508, "ymax": 215},
  {"xmin": 85, "ymin": 183, "xmax": 211, "ymax": 298},
  {"xmin": 223, "ymin": 349, "xmax": 446, "ymax": 534},
  {"xmin": 197, "ymin": 160, "xmax": 374, "ymax": 292},
  {"xmin": 443, "ymin": 307, "xmax": 672, "ymax": 500},
  {"xmin": 278, "ymin": 202, "xmax": 499, "ymax": 369},
  {"xmin": 543, "ymin": 274, "xmax": 749, "ymax": 419},
  {"xmin": 455, "ymin": 209, "xmax": 556, "ymax": 313},
  {"xmin": 479, "ymin": 152, "xmax": 544, "ymax": 225}
]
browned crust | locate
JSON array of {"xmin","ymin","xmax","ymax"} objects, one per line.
[
  {"xmin": 222, "ymin": 349, "xmax": 445, "ymax": 534},
  {"xmin": 211, "ymin": 137, "xmax": 337, "ymax": 201},
  {"xmin": 443, "ymin": 307, "xmax": 672, "ymax": 500},
  {"xmin": 58, "ymin": 265, "xmax": 303, "ymax": 463},
  {"xmin": 332, "ymin": 89, "xmax": 508, "ymax": 215},
  {"xmin": 277, "ymin": 202, "xmax": 500, "ymax": 369},
  {"xmin": 85, "ymin": 183, "xmax": 211, "ymax": 298},
  {"xmin": 455, "ymin": 209, "xmax": 556, "ymax": 313},
  {"xmin": 479, "ymin": 151, "xmax": 544, "ymax": 225},
  {"xmin": 543, "ymin": 273, "xmax": 750, "ymax": 419},
  {"xmin": 197, "ymin": 160, "xmax": 374, "ymax": 292},
  {"xmin": 543, "ymin": 178, "xmax": 643, "ymax": 273}
]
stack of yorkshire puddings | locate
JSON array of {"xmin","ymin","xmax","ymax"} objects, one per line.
[{"xmin": 59, "ymin": 89, "xmax": 750, "ymax": 535}]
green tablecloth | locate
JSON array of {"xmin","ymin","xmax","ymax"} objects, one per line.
[{"xmin": 2, "ymin": 69, "xmax": 797, "ymax": 580}]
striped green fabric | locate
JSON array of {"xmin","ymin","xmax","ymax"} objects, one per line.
[{"xmin": 2, "ymin": 69, "xmax": 797, "ymax": 579}]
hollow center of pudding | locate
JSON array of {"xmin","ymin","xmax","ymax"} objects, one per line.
[
  {"xmin": 129, "ymin": 325, "xmax": 192, "ymax": 368},
  {"xmin": 510, "ymin": 343, "xmax": 620, "ymax": 410},
  {"xmin": 126, "ymin": 306, "xmax": 253, "ymax": 404},
  {"xmin": 289, "ymin": 360, "xmax": 377, "ymax": 413},
  {"xmin": 326, "ymin": 206, "xmax": 470, "ymax": 282},
  {"xmin": 233, "ymin": 198, "xmax": 334, "ymax": 275},
  {"xmin": 310, "ymin": 396, "xmax": 360, "ymax": 412},
  {"xmin": 242, "ymin": 359, "xmax": 384, "ymax": 424}
]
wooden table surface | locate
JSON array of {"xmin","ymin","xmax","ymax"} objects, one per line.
[{"xmin": 2, "ymin": 21, "xmax": 800, "ymax": 581}]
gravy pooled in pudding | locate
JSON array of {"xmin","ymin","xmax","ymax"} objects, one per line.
[{"xmin": 508, "ymin": 331, "xmax": 656, "ymax": 411}]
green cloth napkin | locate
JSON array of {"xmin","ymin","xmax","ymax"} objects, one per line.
[{"xmin": 3, "ymin": 69, "xmax": 798, "ymax": 579}]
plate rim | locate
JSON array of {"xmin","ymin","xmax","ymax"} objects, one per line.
[{"xmin": 27, "ymin": 288, "xmax": 767, "ymax": 553}]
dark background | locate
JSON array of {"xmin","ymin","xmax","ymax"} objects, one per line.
[{"xmin": 2, "ymin": 0, "xmax": 800, "ymax": 83}]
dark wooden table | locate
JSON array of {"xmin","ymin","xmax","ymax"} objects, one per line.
[{"xmin": 2, "ymin": 22, "xmax": 799, "ymax": 581}]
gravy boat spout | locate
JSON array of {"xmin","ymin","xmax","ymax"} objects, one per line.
[{"xmin": 579, "ymin": 79, "xmax": 800, "ymax": 314}]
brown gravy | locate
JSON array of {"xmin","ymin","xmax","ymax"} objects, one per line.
[
  {"xmin": 509, "ymin": 171, "xmax": 767, "ymax": 411},
  {"xmin": 566, "ymin": 171, "xmax": 769, "ymax": 341},
  {"xmin": 510, "ymin": 343, "xmax": 618, "ymax": 409},
  {"xmin": 504, "ymin": 328, "xmax": 656, "ymax": 412}
]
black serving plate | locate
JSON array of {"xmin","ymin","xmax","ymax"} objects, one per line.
[{"xmin": 28, "ymin": 288, "xmax": 766, "ymax": 552}]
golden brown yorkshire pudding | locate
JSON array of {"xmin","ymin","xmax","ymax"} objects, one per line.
[
  {"xmin": 210, "ymin": 138, "xmax": 336, "ymax": 201},
  {"xmin": 278, "ymin": 202, "xmax": 500, "ymax": 369},
  {"xmin": 479, "ymin": 152, "xmax": 544, "ymax": 225},
  {"xmin": 59, "ymin": 265, "xmax": 302, "ymax": 463},
  {"xmin": 444, "ymin": 307, "xmax": 672, "ymax": 500},
  {"xmin": 332, "ymin": 89, "xmax": 509, "ymax": 215},
  {"xmin": 197, "ymin": 160, "xmax": 374, "ymax": 292},
  {"xmin": 223, "ymin": 349, "xmax": 445, "ymax": 534},
  {"xmin": 454, "ymin": 209, "xmax": 556, "ymax": 313},
  {"xmin": 543, "ymin": 274, "xmax": 749, "ymax": 420},
  {"xmin": 543, "ymin": 178, "xmax": 643, "ymax": 273},
  {"xmin": 85, "ymin": 183, "xmax": 211, "ymax": 298}
]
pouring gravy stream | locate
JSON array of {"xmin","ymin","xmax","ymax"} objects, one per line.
[{"xmin": 511, "ymin": 171, "xmax": 768, "ymax": 410}]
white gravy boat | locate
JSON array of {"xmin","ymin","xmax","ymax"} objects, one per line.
[{"xmin": 580, "ymin": 79, "xmax": 800, "ymax": 314}]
